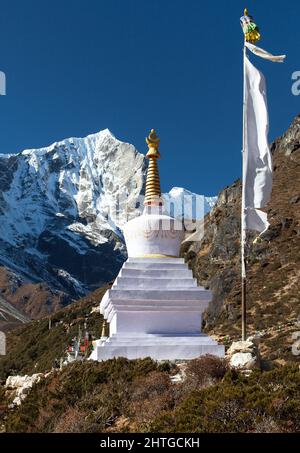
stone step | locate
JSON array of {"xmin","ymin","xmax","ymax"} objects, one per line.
[
  {"xmin": 105, "ymin": 340, "xmax": 216, "ymax": 347},
  {"xmin": 124, "ymin": 262, "xmax": 188, "ymax": 270},
  {"xmin": 114, "ymin": 277, "xmax": 197, "ymax": 289},
  {"xmin": 106, "ymin": 301, "xmax": 208, "ymax": 310},
  {"xmin": 92, "ymin": 342, "xmax": 225, "ymax": 361},
  {"xmin": 119, "ymin": 268, "xmax": 193, "ymax": 278},
  {"xmin": 106, "ymin": 333, "xmax": 211, "ymax": 338},
  {"xmin": 127, "ymin": 257, "xmax": 185, "ymax": 264},
  {"xmin": 107, "ymin": 288, "xmax": 212, "ymax": 302},
  {"xmin": 106, "ymin": 335, "xmax": 216, "ymax": 345}
]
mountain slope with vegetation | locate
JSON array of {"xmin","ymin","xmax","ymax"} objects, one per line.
[
  {"xmin": 182, "ymin": 114, "xmax": 300, "ymax": 365},
  {"xmin": 0, "ymin": 267, "xmax": 71, "ymax": 333},
  {"xmin": 0, "ymin": 287, "xmax": 107, "ymax": 381},
  {"xmin": 1, "ymin": 357, "xmax": 300, "ymax": 433}
]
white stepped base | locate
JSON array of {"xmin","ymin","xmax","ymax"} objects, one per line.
[
  {"xmin": 105, "ymin": 288, "xmax": 210, "ymax": 301},
  {"xmin": 120, "ymin": 268, "xmax": 193, "ymax": 278},
  {"xmin": 127, "ymin": 257, "xmax": 185, "ymax": 264},
  {"xmin": 114, "ymin": 277, "xmax": 197, "ymax": 289},
  {"xmin": 90, "ymin": 334, "xmax": 225, "ymax": 361},
  {"xmin": 124, "ymin": 262, "xmax": 187, "ymax": 270},
  {"xmin": 91, "ymin": 257, "xmax": 225, "ymax": 361}
]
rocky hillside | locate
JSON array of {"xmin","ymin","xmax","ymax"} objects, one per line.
[
  {"xmin": 182, "ymin": 114, "xmax": 300, "ymax": 365},
  {"xmin": 0, "ymin": 267, "xmax": 71, "ymax": 333}
]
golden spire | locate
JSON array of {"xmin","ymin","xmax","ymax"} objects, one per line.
[{"xmin": 144, "ymin": 129, "xmax": 162, "ymax": 206}]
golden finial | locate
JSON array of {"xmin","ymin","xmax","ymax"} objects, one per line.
[
  {"xmin": 244, "ymin": 7, "xmax": 248, "ymax": 16},
  {"xmin": 146, "ymin": 129, "xmax": 160, "ymax": 158},
  {"xmin": 144, "ymin": 129, "xmax": 162, "ymax": 206}
]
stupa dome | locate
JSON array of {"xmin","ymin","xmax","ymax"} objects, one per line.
[
  {"xmin": 122, "ymin": 130, "xmax": 184, "ymax": 258},
  {"xmin": 123, "ymin": 207, "xmax": 184, "ymax": 258}
]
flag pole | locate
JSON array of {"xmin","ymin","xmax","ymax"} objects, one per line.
[
  {"xmin": 240, "ymin": 8, "xmax": 282, "ymax": 340},
  {"xmin": 241, "ymin": 42, "xmax": 247, "ymax": 341}
]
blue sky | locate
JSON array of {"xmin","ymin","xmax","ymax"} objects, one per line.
[{"xmin": 0, "ymin": 0, "xmax": 299, "ymax": 196}]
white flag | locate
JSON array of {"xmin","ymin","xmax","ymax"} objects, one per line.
[
  {"xmin": 242, "ymin": 55, "xmax": 273, "ymax": 234},
  {"xmin": 245, "ymin": 42, "xmax": 286, "ymax": 63}
]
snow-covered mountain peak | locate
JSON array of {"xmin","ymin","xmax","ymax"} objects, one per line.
[
  {"xmin": 21, "ymin": 128, "xmax": 118, "ymax": 158},
  {"xmin": 165, "ymin": 187, "xmax": 217, "ymax": 220},
  {"xmin": 0, "ymin": 129, "xmax": 216, "ymax": 299},
  {"xmin": 169, "ymin": 187, "xmax": 191, "ymax": 197}
]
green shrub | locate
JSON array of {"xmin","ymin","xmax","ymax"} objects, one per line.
[
  {"xmin": 3, "ymin": 359, "xmax": 300, "ymax": 433},
  {"xmin": 4, "ymin": 358, "xmax": 158, "ymax": 433},
  {"xmin": 185, "ymin": 355, "xmax": 229, "ymax": 385},
  {"xmin": 150, "ymin": 364, "xmax": 300, "ymax": 433}
]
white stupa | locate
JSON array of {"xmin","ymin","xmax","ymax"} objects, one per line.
[{"xmin": 90, "ymin": 130, "xmax": 224, "ymax": 361}]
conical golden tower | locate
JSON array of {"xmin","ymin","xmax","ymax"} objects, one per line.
[{"xmin": 144, "ymin": 129, "xmax": 162, "ymax": 206}]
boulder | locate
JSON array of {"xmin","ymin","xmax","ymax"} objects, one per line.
[
  {"xmin": 5, "ymin": 373, "xmax": 43, "ymax": 390},
  {"xmin": 227, "ymin": 340, "xmax": 255, "ymax": 356},
  {"xmin": 227, "ymin": 339, "xmax": 261, "ymax": 370},
  {"xmin": 5, "ymin": 373, "xmax": 43, "ymax": 407},
  {"xmin": 230, "ymin": 352, "xmax": 259, "ymax": 370}
]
